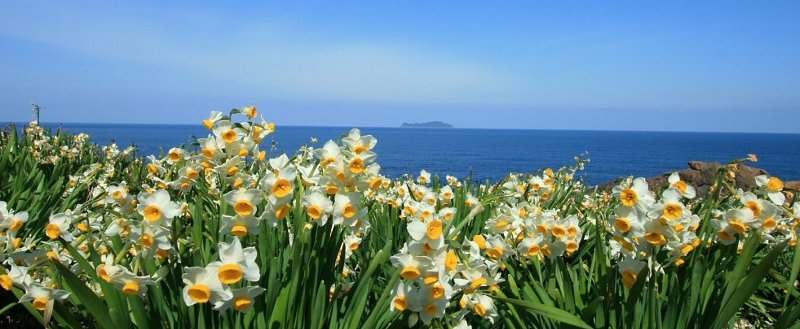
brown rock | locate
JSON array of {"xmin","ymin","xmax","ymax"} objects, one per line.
[{"xmin": 598, "ymin": 161, "xmax": 798, "ymax": 198}]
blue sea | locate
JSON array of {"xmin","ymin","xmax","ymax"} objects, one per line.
[{"xmin": 38, "ymin": 123, "xmax": 800, "ymax": 186}]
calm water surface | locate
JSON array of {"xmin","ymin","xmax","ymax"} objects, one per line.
[{"xmin": 42, "ymin": 123, "xmax": 800, "ymax": 186}]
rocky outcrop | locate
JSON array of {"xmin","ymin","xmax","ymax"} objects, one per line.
[{"xmin": 599, "ymin": 161, "xmax": 800, "ymax": 198}]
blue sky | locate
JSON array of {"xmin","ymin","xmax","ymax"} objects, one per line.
[{"xmin": 1, "ymin": 1, "xmax": 798, "ymax": 132}]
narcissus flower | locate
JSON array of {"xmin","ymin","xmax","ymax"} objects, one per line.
[
  {"xmin": 45, "ymin": 213, "xmax": 73, "ymax": 241},
  {"xmin": 209, "ymin": 238, "xmax": 260, "ymax": 285},
  {"xmin": 618, "ymin": 258, "xmax": 646, "ymax": 288},
  {"xmin": 215, "ymin": 286, "xmax": 265, "ymax": 312},
  {"xmin": 19, "ymin": 283, "xmax": 70, "ymax": 311},
  {"xmin": 136, "ymin": 190, "xmax": 181, "ymax": 226},
  {"xmin": 220, "ymin": 215, "xmax": 261, "ymax": 237},
  {"xmin": 182, "ymin": 265, "xmax": 232, "ymax": 307},
  {"xmin": 303, "ymin": 191, "xmax": 333, "ymax": 225},
  {"xmin": 756, "ymin": 175, "xmax": 786, "ymax": 205},
  {"xmin": 668, "ymin": 173, "xmax": 696, "ymax": 199},
  {"xmin": 223, "ymin": 189, "xmax": 263, "ymax": 217}
]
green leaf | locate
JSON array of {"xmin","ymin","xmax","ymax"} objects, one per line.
[
  {"xmin": 52, "ymin": 260, "xmax": 119, "ymax": 329},
  {"xmin": 494, "ymin": 295, "xmax": 593, "ymax": 329}
]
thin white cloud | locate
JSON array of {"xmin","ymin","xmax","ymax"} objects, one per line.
[{"xmin": 0, "ymin": 2, "xmax": 518, "ymax": 104}]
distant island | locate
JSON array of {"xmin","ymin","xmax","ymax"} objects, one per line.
[{"xmin": 401, "ymin": 121, "xmax": 454, "ymax": 128}]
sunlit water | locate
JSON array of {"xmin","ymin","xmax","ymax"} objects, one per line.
[{"xmin": 39, "ymin": 123, "xmax": 800, "ymax": 186}]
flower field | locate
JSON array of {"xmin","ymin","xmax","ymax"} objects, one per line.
[{"xmin": 1, "ymin": 106, "xmax": 799, "ymax": 328}]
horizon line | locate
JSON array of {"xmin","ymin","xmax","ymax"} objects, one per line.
[{"xmin": 5, "ymin": 120, "xmax": 799, "ymax": 136}]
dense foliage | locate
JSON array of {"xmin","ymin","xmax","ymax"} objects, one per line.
[{"xmin": 1, "ymin": 107, "xmax": 799, "ymax": 328}]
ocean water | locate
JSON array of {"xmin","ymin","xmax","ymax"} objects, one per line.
[{"xmin": 38, "ymin": 123, "xmax": 800, "ymax": 186}]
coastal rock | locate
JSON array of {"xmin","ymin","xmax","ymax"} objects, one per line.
[{"xmin": 599, "ymin": 161, "xmax": 799, "ymax": 198}]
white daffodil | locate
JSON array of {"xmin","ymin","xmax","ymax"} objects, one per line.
[
  {"xmin": 648, "ymin": 189, "xmax": 686, "ymax": 221},
  {"xmin": 313, "ymin": 140, "xmax": 343, "ymax": 169},
  {"xmin": 390, "ymin": 253, "xmax": 433, "ymax": 281},
  {"xmin": 19, "ymin": 283, "xmax": 70, "ymax": 311},
  {"xmin": 203, "ymin": 111, "xmax": 224, "ymax": 129},
  {"xmin": 110, "ymin": 268, "xmax": 154, "ymax": 297},
  {"xmin": 213, "ymin": 121, "xmax": 245, "ymax": 146},
  {"xmin": 223, "ymin": 189, "xmax": 263, "ymax": 217},
  {"xmin": 418, "ymin": 170, "xmax": 431, "ymax": 185},
  {"xmin": 618, "ymin": 257, "xmax": 646, "ymax": 288},
  {"xmin": 303, "ymin": 191, "xmax": 333, "ymax": 225},
  {"xmin": 342, "ymin": 128, "xmax": 377, "ymax": 154},
  {"xmin": 668, "ymin": 172, "xmax": 696, "ymax": 199},
  {"xmin": 333, "ymin": 192, "xmax": 365, "ymax": 226},
  {"xmin": 261, "ymin": 164, "xmax": 296, "ymax": 204},
  {"xmin": 220, "ymin": 215, "xmax": 261, "ymax": 238},
  {"xmin": 130, "ymin": 224, "xmax": 171, "ymax": 256},
  {"xmin": 517, "ymin": 235, "xmax": 545, "ymax": 259},
  {"xmin": 1, "ymin": 210, "xmax": 28, "ymax": 235},
  {"xmin": 136, "ymin": 190, "xmax": 181, "ymax": 226},
  {"xmin": 756, "ymin": 175, "xmax": 786, "ymax": 205},
  {"xmin": 1, "ymin": 260, "xmax": 31, "ymax": 290},
  {"xmin": 45, "ymin": 213, "xmax": 73, "ymax": 242},
  {"xmin": 166, "ymin": 147, "xmax": 188, "ymax": 164},
  {"xmin": 613, "ymin": 178, "xmax": 655, "ymax": 211},
  {"xmin": 182, "ymin": 264, "xmax": 232, "ymax": 307},
  {"xmin": 215, "ymin": 286, "xmax": 265, "ymax": 312},
  {"xmin": 209, "ymin": 238, "xmax": 260, "ymax": 285}
]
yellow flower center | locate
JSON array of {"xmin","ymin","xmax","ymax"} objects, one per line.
[
  {"xmin": 122, "ymin": 281, "xmax": 140, "ymax": 295},
  {"xmin": 188, "ymin": 284, "xmax": 211, "ymax": 303},
  {"xmin": 474, "ymin": 303, "xmax": 487, "ymax": 317},
  {"xmin": 400, "ymin": 266, "xmax": 421, "ymax": 280},
  {"xmin": 143, "ymin": 205, "xmax": 163, "ymax": 222},
  {"xmin": 745, "ymin": 201, "xmax": 762, "ymax": 217},
  {"xmin": 138, "ymin": 234, "xmax": 155, "ymax": 248},
  {"xmin": 275, "ymin": 204, "xmax": 291, "ymax": 220},
  {"xmin": 343, "ymin": 204, "xmax": 357, "ymax": 219},
  {"xmin": 0, "ymin": 274, "xmax": 13, "ymax": 290},
  {"xmin": 231, "ymin": 224, "xmax": 248, "ymax": 237},
  {"xmin": 234, "ymin": 296, "xmax": 253, "ymax": 312},
  {"xmin": 551, "ymin": 225, "xmax": 566, "ymax": 238},
  {"xmin": 528, "ymin": 244, "xmax": 541, "ymax": 257},
  {"xmin": 222, "ymin": 130, "xmax": 238, "ymax": 144},
  {"xmin": 353, "ymin": 144, "xmax": 368, "ymax": 154},
  {"xmin": 763, "ymin": 217, "xmax": 777, "ymax": 230},
  {"xmin": 307, "ymin": 205, "xmax": 323, "ymax": 220},
  {"xmin": 472, "ymin": 235, "xmax": 487, "ymax": 249},
  {"xmin": 622, "ymin": 269, "xmax": 638, "ymax": 288},
  {"xmin": 33, "ymin": 297, "xmax": 50, "ymax": 311},
  {"xmin": 672, "ymin": 180, "xmax": 688, "ymax": 194},
  {"xmin": 244, "ymin": 106, "xmax": 257, "ymax": 118},
  {"xmin": 112, "ymin": 191, "xmax": 123, "ymax": 200},
  {"xmin": 234, "ymin": 200, "xmax": 255, "ymax": 216},
  {"xmin": 227, "ymin": 165, "xmax": 239, "ymax": 176},
  {"xmin": 169, "ymin": 151, "xmax": 181, "ymax": 162},
  {"xmin": 621, "ymin": 188, "xmax": 638, "ymax": 207},
  {"xmin": 425, "ymin": 304, "xmax": 438, "ymax": 316},
  {"xmin": 680, "ymin": 244, "xmax": 694, "ymax": 255},
  {"xmin": 718, "ymin": 229, "xmax": 734, "ymax": 241},
  {"xmin": 427, "ymin": 220, "xmax": 443, "ymax": 240},
  {"xmin": 645, "ymin": 232, "xmax": 666, "ymax": 245},
  {"xmin": 349, "ymin": 158, "xmax": 365, "ymax": 174},
  {"xmin": 393, "ymin": 296, "xmax": 407, "ymax": 311},
  {"xmin": 467, "ymin": 277, "xmax": 488, "ymax": 294},
  {"xmin": 431, "ymin": 283, "xmax": 445, "ymax": 299},
  {"xmin": 566, "ymin": 241, "xmax": 579, "ymax": 253},
  {"xmin": 445, "ymin": 250, "xmax": 459, "ymax": 272},
  {"xmin": 203, "ymin": 119, "xmax": 214, "ymax": 129},
  {"xmin": 729, "ymin": 220, "xmax": 747, "ymax": 233},
  {"xmin": 664, "ymin": 204, "xmax": 682, "ymax": 220},
  {"xmin": 487, "ymin": 246, "xmax": 504, "ymax": 260},
  {"xmin": 9, "ymin": 219, "xmax": 23, "ymax": 231},
  {"xmin": 46, "ymin": 223, "xmax": 61, "ymax": 239},
  {"xmin": 767, "ymin": 177, "xmax": 784, "ymax": 192},
  {"xmin": 272, "ymin": 179, "xmax": 292, "ymax": 198},
  {"xmin": 218, "ymin": 264, "xmax": 245, "ymax": 284}
]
